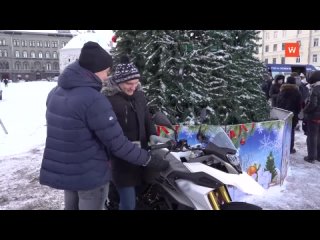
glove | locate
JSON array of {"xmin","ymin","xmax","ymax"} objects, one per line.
[{"xmin": 144, "ymin": 151, "xmax": 169, "ymax": 171}]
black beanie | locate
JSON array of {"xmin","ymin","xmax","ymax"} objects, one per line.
[
  {"xmin": 112, "ymin": 56, "xmax": 140, "ymax": 84},
  {"xmin": 79, "ymin": 41, "xmax": 113, "ymax": 73},
  {"xmin": 308, "ymin": 70, "xmax": 320, "ymax": 84}
]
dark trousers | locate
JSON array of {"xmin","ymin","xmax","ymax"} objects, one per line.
[
  {"xmin": 307, "ymin": 120, "xmax": 320, "ymax": 160},
  {"xmin": 291, "ymin": 117, "xmax": 299, "ymax": 151}
]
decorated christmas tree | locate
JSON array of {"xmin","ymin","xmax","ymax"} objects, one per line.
[
  {"xmin": 112, "ymin": 30, "xmax": 269, "ymax": 125},
  {"xmin": 265, "ymin": 151, "xmax": 277, "ymax": 180}
]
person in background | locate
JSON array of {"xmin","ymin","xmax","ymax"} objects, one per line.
[
  {"xmin": 39, "ymin": 42, "xmax": 168, "ymax": 210},
  {"xmin": 303, "ymin": 71, "xmax": 320, "ymax": 163},
  {"xmin": 102, "ymin": 56, "xmax": 157, "ymax": 210},
  {"xmin": 269, "ymin": 74, "xmax": 284, "ymax": 107},
  {"xmin": 276, "ymin": 76, "xmax": 302, "ymax": 154}
]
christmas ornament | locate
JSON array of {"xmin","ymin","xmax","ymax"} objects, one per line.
[
  {"xmin": 240, "ymin": 137, "xmax": 246, "ymax": 145},
  {"xmin": 112, "ymin": 35, "xmax": 117, "ymax": 43}
]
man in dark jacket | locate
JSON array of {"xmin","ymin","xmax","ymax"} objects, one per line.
[
  {"xmin": 276, "ymin": 76, "xmax": 302, "ymax": 154},
  {"xmin": 39, "ymin": 42, "xmax": 168, "ymax": 210},
  {"xmin": 102, "ymin": 56, "xmax": 157, "ymax": 210},
  {"xmin": 269, "ymin": 74, "xmax": 284, "ymax": 107},
  {"xmin": 303, "ymin": 70, "xmax": 320, "ymax": 163}
]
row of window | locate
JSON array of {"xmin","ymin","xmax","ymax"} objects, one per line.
[
  {"xmin": 265, "ymin": 30, "xmax": 320, "ymax": 40},
  {"xmin": 15, "ymin": 50, "xmax": 58, "ymax": 59},
  {"xmin": 264, "ymin": 39, "xmax": 320, "ymax": 53},
  {"xmin": 14, "ymin": 61, "xmax": 59, "ymax": 71},
  {"xmin": 0, "ymin": 61, "xmax": 9, "ymax": 69},
  {"xmin": 264, "ymin": 54, "xmax": 318, "ymax": 64},
  {"xmin": 265, "ymin": 41, "xmax": 302, "ymax": 52},
  {"xmin": 0, "ymin": 61, "xmax": 59, "ymax": 71},
  {"xmin": 13, "ymin": 39, "xmax": 66, "ymax": 48}
]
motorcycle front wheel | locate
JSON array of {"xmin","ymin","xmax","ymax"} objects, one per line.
[{"xmin": 220, "ymin": 202, "xmax": 262, "ymax": 210}]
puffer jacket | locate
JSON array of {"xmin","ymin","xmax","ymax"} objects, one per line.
[{"xmin": 304, "ymin": 81, "xmax": 320, "ymax": 121}]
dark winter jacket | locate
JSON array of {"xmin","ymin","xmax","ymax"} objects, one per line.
[
  {"xmin": 101, "ymin": 81, "xmax": 156, "ymax": 187},
  {"xmin": 269, "ymin": 78, "xmax": 283, "ymax": 107},
  {"xmin": 303, "ymin": 81, "xmax": 320, "ymax": 121},
  {"xmin": 276, "ymin": 84, "xmax": 302, "ymax": 119},
  {"xmin": 299, "ymin": 83, "xmax": 310, "ymax": 103},
  {"xmin": 39, "ymin": 61, "xmax": 149, "ymax": 191}
]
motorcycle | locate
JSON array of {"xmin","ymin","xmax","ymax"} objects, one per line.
[{"xmin": 107, "ymin": 110, "xmax": 265, "ymax": 210}]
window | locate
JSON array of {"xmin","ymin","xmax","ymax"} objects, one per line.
[
  {"xmin": 53, "ymin": 62, "xmax": 59, "ymax": 70},
  {"xmin": 265, "ymin": 32, "xmax": 269, "ymax": 40},
  {"xmin": 265, "ymin": 45, "xmax": 269, "ymax": 52},
  {"xmin": 30, "ymin": 51, "xmax": 36, "ymax": 58},
  {"xmin": 296, "ymin": 57, "xmax": 300, "ymax": 63},
  {"xmin": 282, "ymin": 43, "xmax": 285, "ymax": 50},
  {"xmin": 15, "ymin": 62, "xmax": 21, "ymax": 70},
  {"xmin": 37, "ymin": 41, "xmax": 40, "ymax": 47},
  {"xmin": 313, "ymin": 54, "xmax": 317, "ymax": 62},
  {"xmin": 281, "ymin": 57, "xmax": 285, "ymax": 64},
  {"xmin": 52, "ymin": 51, "xmax": 57, "ymax": 58},
  {"xmin": 45, "ymin": 41, "xmax": 50, "ymax": 48},
  {"xmin": 46, "ymin": 63, "xmax": 52, "ymax": 70},
  {"xmin": 23, "ymin": 51, "xmax": 27, "ymax": 58},
  {"xmin": 272, "ymin": 58, "xmax": 277, "ymax": 64},
  {"xmin": 274, "ymin": 31, "xmax": 278, "ymax": 38},
  {"xmin": 13, "ymin": 39, "xmax": 20, "ymax": 46},
  {"xmin": 282, "ymin": 30, "xmax": 286, "ymax": 37},
  {"xmin": 15, "ymin": 50, "xmax": 20, "ymax": 58},
  {"xmin": 314, "ymin": 38, "xmax": 319, "ymax": 47},
  {"xmin": 23, "ymin": 62, "xmax": 29, "ymax": 70},
  {"xmin": 45, "ymin": 51, "xmax": 50, "ymax": 59},
  {"xmin": 62, "ymin": 41, "xmax": 66, "ymax": 47},
  {"xmin": 264, "ymin": 58, "xmax": 268, "ymax": 64},
  {"xmin": 21, "ymin": 40, "xmax": 26, "ymax": 47},
  {"xmin": 273, "ymin": 44, "xmax": 277, "ymax": 52},
  {"xmin": 34, "ymin": 62, "xmax": 41, "ymax": 70},
  {"xmin": 52, "ymin": 41, "xmax": 58, "ymax": 48},
  {"xmin": 3, "ymin": 50, "xmax": 7, "ymax": 57},
  {"xmin": 39, "ymin": 41, "xmax": 43, "ymax": 47},
  {"xmin": 38, "ymin": 51, "xmax": 43, "ymax": 58},
  {"xmin": 0, "ymin": 39, "xmax": 6, "ymax": 46}
]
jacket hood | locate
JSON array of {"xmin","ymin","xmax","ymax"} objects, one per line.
[{"xmin": 58, "ymin": 61, "xmax": 102, "ymax": 91}]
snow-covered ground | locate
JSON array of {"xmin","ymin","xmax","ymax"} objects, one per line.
[{"xmin": 0, "ymin": 81, "xmax": 320, "ymax": 210}]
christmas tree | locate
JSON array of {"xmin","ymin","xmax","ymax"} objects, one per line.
[
  {"xmin": 265, "ymin": 151, "xmax": 277, "ymax": 180},
  {"xmin": 112, "ymin": 30, "xmax": 269, "ymax": 125}
]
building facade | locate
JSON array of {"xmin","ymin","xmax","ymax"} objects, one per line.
[
  {"xmin": 257, "ymin": 30, "xmax": 320, "ymax": 68},
  {"xmin": 0, "ymin": 30, "xmax": 73, "ymax": 81}
]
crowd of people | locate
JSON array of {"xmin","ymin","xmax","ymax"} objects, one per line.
[{"xmin": 262, "ymin": 69, "xmax": 320, "ymax": 163}]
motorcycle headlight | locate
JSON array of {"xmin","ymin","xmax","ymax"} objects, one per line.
[{"xmin": 226, "ymin": 154, "xmax": 240, "ymax": 166}]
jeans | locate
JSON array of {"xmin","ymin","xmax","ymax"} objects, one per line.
[
  {"xmin": 118, "ymin": 186, "xmax": 136, "ymax": 210},
  {"xmin": 307, "ymin": 120, "xmax": 320, "ymax": 160},
  {"xmin": 64, "ymin": 183, "xmax": 109, "ymax": 210}
]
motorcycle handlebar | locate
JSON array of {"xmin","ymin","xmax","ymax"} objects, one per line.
[{"xmin": 150, "ymin": 140, "xmax": 175, "ymax": 150}]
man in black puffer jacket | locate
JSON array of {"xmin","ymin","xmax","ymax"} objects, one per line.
[
  {"xmin": 303, "ymin": 71, "xmax": 320, "ymax": 163},
  {"xmin": 39, "ymin": 42, "xmax": 168, "ymax": 210}
]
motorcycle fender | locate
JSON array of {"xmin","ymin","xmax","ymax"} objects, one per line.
[{"xmin": 183, "ymin": 163, "xmax": 266, "ymax": 196}]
